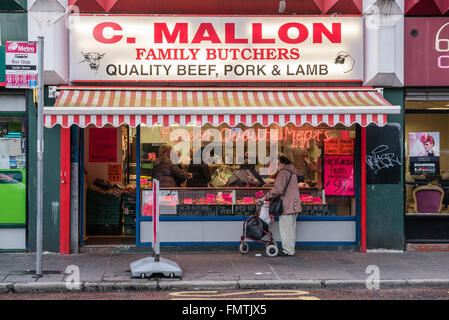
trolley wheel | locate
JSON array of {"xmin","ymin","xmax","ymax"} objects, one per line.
[
  {"xmin": 265, "ymin": 244, "xmax": 279, "ymax": 257},
  {"xmin": 239, "ymin": 241, "xmax": 249, "ymax": 254}
]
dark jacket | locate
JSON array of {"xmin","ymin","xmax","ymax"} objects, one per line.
[
  {"xmin": 262, "ymin": 164, "xmax": 301, "ymax": 215},
  {"xmin": 153, "ymin": 157, "xmax": 190, "ymax": 188},
  {"xmin": 227, "ymin": 164, "xmax": 265, "ymax": 187},
  {"xmin": 187, "ymin": 162, "xmax": 211, "ymax": 187}
]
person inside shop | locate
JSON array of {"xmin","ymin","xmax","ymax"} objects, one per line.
[
  {"xmin": 187, "ymin": 147, "xmax": 212, "ymax": 188},
  {"xmin": 228, "ymin": 152, "xmax": 265, "ymax": 187},
  {"xmin": 304, "ymin": 137, "xmax": 325, "ymax": 190},
  {"xmin": 284, "ymin": 145, "xmax": 309, "ymax": 186},
  {"xmin": 259, "ymin": 153, "xmax": 301, "ymax": 256},
  {"xmin": 153, "ymin": 144, "xmax": 192, "ymax": 188}
]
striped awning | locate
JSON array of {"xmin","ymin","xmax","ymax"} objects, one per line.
[{"xmin": 44, "ymin": 87, "xmax": 400, "ymax": 128}]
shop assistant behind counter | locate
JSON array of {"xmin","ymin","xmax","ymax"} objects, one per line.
[{"xmin": 153, "ymin": 144, "xmax": 192, "ymax": 188}]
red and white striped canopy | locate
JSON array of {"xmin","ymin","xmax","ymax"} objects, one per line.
[{"xmin": 44, "ymin": 87, "xmax": 400, "ymax": 128}]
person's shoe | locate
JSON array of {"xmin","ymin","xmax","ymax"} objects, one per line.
[{"xmin": 278, "ymin": 251, "xmax": 295, "ymax": 257}]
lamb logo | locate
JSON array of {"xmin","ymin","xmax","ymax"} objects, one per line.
[
  {"xmin": 334, "ymin": 51, "xmax": 355, "ymax": 73},
  {"xmin": 80, "ymin": 51, "xmax": 105, "ymax": 73}
]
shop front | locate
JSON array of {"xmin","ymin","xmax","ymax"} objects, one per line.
[
  {"xmin": 45, "ymin": 86, "xmax": 399, "ymax": 249},
  {"xmin": 0, "ymin": 91, "xmax": 28, "ymax": 250},
  {"xmin": 404, "ymin": 17, "xmax": 449, "ymax": 245},
  {"xmin": 43, "ymin": 14, "xmax": 400, "ymax": 252}
]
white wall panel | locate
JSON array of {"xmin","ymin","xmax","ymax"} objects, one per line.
[
  {"xmin": 363, "ymin": 0, "xmax": 404, "ymax": 87},
  {"xmin": 28, "ymin": 0, "xmax": 69, "ymax": 84},
  {"xmin": 0, "ymin": 229, "xmax": 26, "ymax": 250},
  {"xmin": 140, "ymin": 220, "xmax": 356, "ymax": 244}
]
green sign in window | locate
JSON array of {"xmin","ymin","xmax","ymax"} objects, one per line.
[{"xmin": 0, "ymin": 169, "xmax": 26, "ymax": 224}]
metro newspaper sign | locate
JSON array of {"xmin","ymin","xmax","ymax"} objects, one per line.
[
  {"xmin": 69, "ymin": 15, "xmax": 363, "ymax": 82},
  {"xmin": 5, "ymin": 41, "xmax": 38, "ymax": 88}
]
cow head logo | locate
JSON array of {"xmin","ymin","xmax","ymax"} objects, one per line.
[
  {"xmin": 334, "ymin": 51, "xmax": 355, "ymax": 73},
  {"xmin": 80, "ymin": 52, "xmax": 105, "ymax": 73}
]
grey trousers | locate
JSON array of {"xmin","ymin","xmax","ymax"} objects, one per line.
[{"xmin": 279, "ymin": 213, "xmax": 298, "ymax": 255}]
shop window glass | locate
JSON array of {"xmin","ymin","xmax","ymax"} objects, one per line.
[
  {"xmin": 405, "ymin": 114, "xmax": 449, "ymax": 215},
  {"xmin": 137, "ymin": 123, "xmax": 356, "ymax": 217},
  {"xmin": 0, "ymin": 117, "xmax": 26, "ymax": 170},
  {"xmin": 0, "ymin": 117, "xmax": 27, "ymax": 224}
]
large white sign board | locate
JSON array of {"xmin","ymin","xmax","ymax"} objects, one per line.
[{"xmin": 69, "ymin": 15, "xmax": 363, "ymax": 83}]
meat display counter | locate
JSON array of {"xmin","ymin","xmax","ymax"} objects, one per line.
[{"xmin": 140, "ymin": 187, "xmax": 337, "ymax": 217}]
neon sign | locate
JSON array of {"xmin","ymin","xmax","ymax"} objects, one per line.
[
  {"xmin": 160, "ymin": 127, "xmax": 332, "ymax": 148},
  {"xmin": 435, "ymin": 22, "xmax": 449, "ymax": 69}
]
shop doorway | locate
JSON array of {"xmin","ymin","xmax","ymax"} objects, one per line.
[{"xmin": 81, "ymin": 125, "xmax": 137, "ymax": 246}]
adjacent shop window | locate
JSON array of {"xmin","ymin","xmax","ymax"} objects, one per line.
[
  {"xmin": 0, "ymin": 117, "xmax": 27, "ymax": 225},
  {"xmin": 0, "ymin": 117, "xmax": 26, "ymax": 170},
  {"xmin": 405, "ymin": 114, "xmax": 449, "ymax": 214},
  {"xmin": 136, "ymin": 123, "xmax": 356, "ymax": 217}
]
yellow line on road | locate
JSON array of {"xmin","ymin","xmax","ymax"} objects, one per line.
[
  {"xmin": 172, "ymin": 297, "xmax": 320, "ymax": 300},
  {"xmin": 169, "ymin": 290, "xmax": 320, "ymax": 300},
  {"xmin": 170, "ymin": 290, "xmax": 310, "ymax": 298}
]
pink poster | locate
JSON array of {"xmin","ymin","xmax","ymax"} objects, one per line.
[
  {"xmin": 89, "ymin": 128, "xmax": 117, "ymax": 162},
  {"xmin": 324, "ymin": 155, "xmax": 354, "ymax": 196}
]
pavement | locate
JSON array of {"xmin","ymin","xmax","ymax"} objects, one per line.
[{"xmin": 1, "ymin": 247, "xmax": 449, "ymax": 294}]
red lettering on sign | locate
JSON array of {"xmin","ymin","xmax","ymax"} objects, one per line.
[
  {"xmin": 225, "ymin": 23, "xmax": 248, "ymax": 43},
  {"xmin": 278, "ymin": 23, "xmax": 309, "ymax": 44},
  {"xmin": 192, "ymin": 23, "xmax": 221, "ymax": 44},
  {"xmin": 93, "ymin": 22, "xmax": 123, "ymax": 44},
  {"xmin": 312, "ymin": 23, "xmax": 342, "ymax": 43},
  {"xmin": 252, "ymin": 23, "xmax": 275, "ymax": 44},
  {"xmin": 154, "ymin": 23, "xmax": 188, "ymax": 43}
]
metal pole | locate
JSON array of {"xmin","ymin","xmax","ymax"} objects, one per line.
[{"xmin": 36, "ymin": 37, "xmax": 44, "ymax": 276}]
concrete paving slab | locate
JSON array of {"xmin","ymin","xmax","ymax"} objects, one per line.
[
  {"xmin": 158, "ymin": 280, "xmax": 239, "ymax": 290},
  {"xmin": 3, "ymin": 275, "xmax": 37, "ymax": 283},
  {"xmin": 2, "ymin": 251, "xmax": 449, "ymax": 292}
]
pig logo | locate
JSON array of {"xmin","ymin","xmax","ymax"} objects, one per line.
[
  {"xmin": 334, "ymin": 51, "xmax": 355, "ymax": 73},
  {"xmin": 80, "ymin": 52, "xmax": 105, "ymax": 73}
]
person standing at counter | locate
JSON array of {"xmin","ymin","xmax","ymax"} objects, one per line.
[
  {"xmin": 260, "ymin": 153, "xmax": 301, "ymax": 256},
  {"xmin": 153, "ymin": 144, "xmax": 192, "ymax": 188},
  {"xmin": 187, "ymin": 147, "xmax": 212, "ymax": 187}
]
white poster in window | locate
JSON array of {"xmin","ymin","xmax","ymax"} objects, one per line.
[
  {"xmin": 0, "ymin": 139, "xmax": 10, "ymax": 169},
  {"xmin": 159, "ymin": 190, "xmax": 179, "ymax": 215},
  {"xmin": 8, "ymin": 138, "xmax": 22, "ymax": 156},
  {"xmin": 409, "ymin": 132, "xmax": 440, "ymax": 175}
]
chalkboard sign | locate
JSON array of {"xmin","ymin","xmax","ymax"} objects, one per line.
[
  {"xmin": 217, "ymin": 205, "xmax": 234, "ymax": 216},
  {"xmin": 176, "ymin": 204, "xmax": 256, "ymax": 216},
  {"xmin": 299, "ymin": 204, "xmax": 337, "ymax": 216},
  {"xmin": 176, "ymin": 204, "xmax": 218, "ymax": 216},
  {"xmin": 366, "ymin": 123, "xmax": 402, "ymax": 184},
  {"xmin": 233, "ymin": 204, "xmax": 258, "ymax": 216}
]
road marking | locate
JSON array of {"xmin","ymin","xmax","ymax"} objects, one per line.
[
  {"xmin": 169, "ymin": 289, "xmax": 320, "ymax": 300},
  {"xmin": 172, "ymin": 297, "xmax": 320, "ymax": 300}
]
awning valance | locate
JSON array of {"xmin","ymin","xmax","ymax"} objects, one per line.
[{"xmin": 44, "ymin": 87, "xmax": 400, "ymax": 128}]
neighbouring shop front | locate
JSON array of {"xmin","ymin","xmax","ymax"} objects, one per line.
[
  {"xmin": 404, "ymin": 17, "xmax": 449, "ymax": 244},
  {"xmin": 43, "ymin": 14, "xmax": 400, "ymax": 251},
  {"xmin": 0, "ymin": 91, "xmax": 27, "ymax": 250}
]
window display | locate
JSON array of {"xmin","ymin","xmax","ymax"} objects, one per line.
[
  {"xmin": 405, "ymin": 114, "xmax": 449, "ymax": 214},
  {"xmin": 135, "ymin": 122, "xmax": 356, "ymax": 218},
  {"xmin": 0, "ymin": 118, "xmax": 26, "ymax": 170},
  {"xmin": 0, "ymin": 117, "xmax": 27, "ymax": 225}
]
